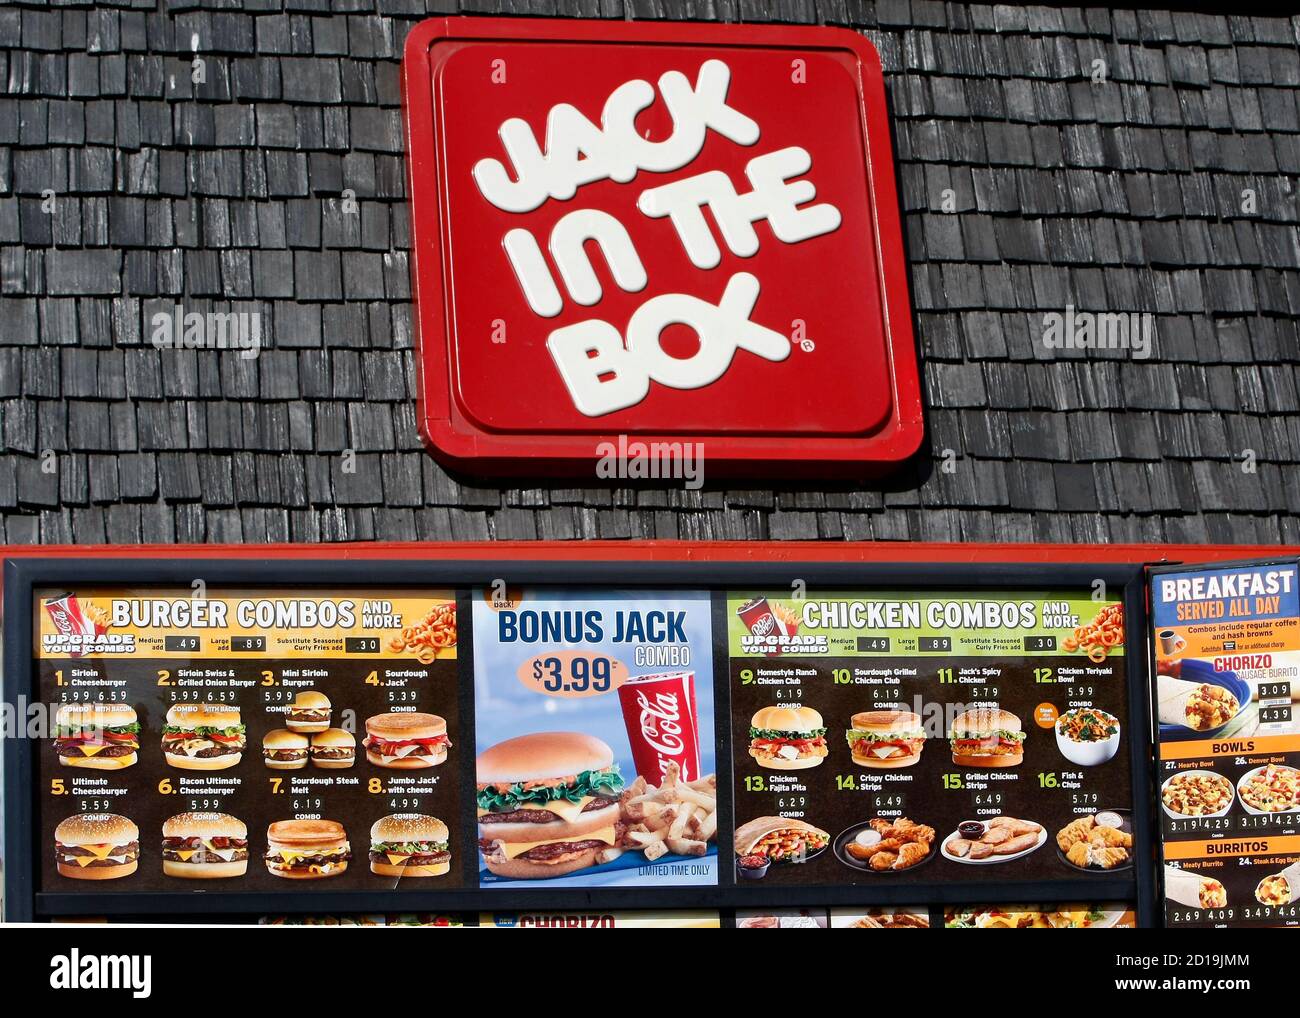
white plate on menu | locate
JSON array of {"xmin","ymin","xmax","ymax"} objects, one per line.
[{"xmin": 940, "ymin": 824, "xmax": 1047, "ymax": 865}]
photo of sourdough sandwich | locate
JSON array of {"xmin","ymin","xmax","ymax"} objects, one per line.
[
  {"xmin": 948, "ymin": 708, "xmax": 1026, "ymax": 768},
  {"xmin": 262, "ymin": 729, "xmax": 309, "ymax": 770},
  {"xmin": 53, "ymin": 702, "xmax": 140, "ymax": 770},
  {"xmin": 310, "ymin": 727, "xmax": 356, "ymax": 769},
  {"xmin": 264, "ymin": 819, "xmax": 350, "ymax": 879},
  {"xmin": 476, "ymin": 732, "xmax": 626, "ymax": 880},
  {"xmin": 54, "ymin": 813, "xmax": 140, "ymax": 880},
  {"xmin": 846, "ymin": 709, "xmax": 926, "ymax": 768},
  {"xmin": 286, "ymin": 689, "xmax": 332, "ymax": 732},
  {"xmin": 161, "ymin": 812, "xmax": 249, "ymax": 879},
  {"xmin": 747, "ymin": 705, "xmax": 828, "ymax": 769},
  {"xmin": 369, "ymin": 813, "xmax": 451, "ymax": 877},
  {"xmin": 161, "ymin": 704, "xmax": 245, "ymax": 770},
  {"xmin": 363, "ymin": 712, "xmax": 450, "ymax": 768}
]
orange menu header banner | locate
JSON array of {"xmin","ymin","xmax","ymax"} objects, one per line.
[{"xmin": 35, "ymin": 588, "xmax": 458, "ymax": 661}]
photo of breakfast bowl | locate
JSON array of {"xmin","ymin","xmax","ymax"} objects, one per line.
[
  {"xmin": 1055, "ymin": 707, "xmax": 1121, "ymax": 767},
  {"xmin": 1161, "ymin": 769, "xmax": 1234, "ymax": 819}
]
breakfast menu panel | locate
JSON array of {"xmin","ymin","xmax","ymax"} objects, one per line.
[
  {"xmin": 726, "ymin": 591, "xmax": 1134, "ymax": 887},
  {"xmin": 36, "ymin": 587, "xmax": 466, "ymax": 892},
  {"xmin": 1149, "ymin": 562, "xmax": 1300, "ymax": 928}
]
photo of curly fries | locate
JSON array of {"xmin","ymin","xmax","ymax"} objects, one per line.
[
  {"xmin": 1062, "ymin": 603, "xmax": 1123, "ymax": 662},
  {"xmin": 388, "ymin": 602, "xmax": 457, "ymax": 663}
]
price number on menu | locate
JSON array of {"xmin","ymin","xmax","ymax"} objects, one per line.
[
  {"xmin": 1070, "ymin": 792, "xmax": 1099, "ymax": 806},
  {"xmin": 972, "ymin": 792, "xmax": 1003, "ymax": 807},
  {"xmin": 1258, "ymin": 681, "xmax": 1291, "ymax": 700},
  {"xmin": 168, "ymin": 689, "xmax": 236, "ymax": 703},
  {"xmin": 873, "ymin": 794, "xmax": 904, "ymax": 811},
  {"xmin": 520, "ymin": 652, "xmax": 628, "ymax": 698},
  {"xmin": 165, "ymin": 635, "xmax": 201, "ymax": 652},
  {"xmin": 856, "ymin": 636, "xmax": 891, "ymax": 653},
  {"xmin": 1024, "ymin": 635, "xmax": 1056, "ymax": 652},
  {"xmin": 79, "ymin": 799, "xmax": 114, "ymax": 812},
  {"xmin": 1238, "ymin": 812, "xmax": 1297, "ymax": 831},
  {"xmin": 293, "ymin": 798, "xmax": 323, "ymax": 816},
  {"xmin": 775, "ymin": 796, "xmax": 807, "ymax": 812},
  {"xmin": 231, "ymin": 636, "xmax": 266, "ymax": 652},
  {"xmin": 919, "ymin": 637, "xmax": 951, "ymax": 653},
  {"xmin": 389, "ymin": 797, "xmax": 422, "ymax": 811},
  {"xmin": 872, "ymin": 685, "xmax": 903, "ymax": 702},
  {"xmin": 1167, "ymin": 816, "xmax": 1231, "ymax": 835},
  {"xmin": 346, "ymin": 637, "xmax": 380, "ymax": 654},
  {"xmin": 188, "ymin": 798, "xmax": 225, "ymax": 811},
  {"xmin": 1260, "ymin": 705, "xmax": 1292, "ymax": 724},
  {"xmin": 54, "ymin": 688, "xmax": 127, "ymax": 703}
]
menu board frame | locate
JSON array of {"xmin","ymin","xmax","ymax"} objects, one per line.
[{"xmin": 3, "ymin": 556, "xmax": 1155, "ymax": 924}]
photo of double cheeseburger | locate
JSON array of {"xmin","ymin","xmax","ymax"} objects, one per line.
[
  {"xmin": 369, "ymin": 813, "xmax": 451, "ymax": 878},
  {"xmin": 364, "ymin": 712, "xmax": 450, "ymax": 768},
  {"xmin": 265, "ymin": 819, "xmax": 351, "ymax": 879},
  {"xmin": 162, "ymin": 812, "xmax": 249, "ymax": 879},
  {"xmin": 53, "ymin": 702, "xmax": 140, "ymax": 769},
  {"xmin": 161, "ymin": 704, "xmax": 245, "ymax": 770},
  {"xmin": 285, "ymin": 690, "xmax": 332, "ymax": 732},
  {"xmin": 54, "ymin": 813, "xmax": 139, "ymax": 880},
  {"xmin": 262, "ymin": 727, "xmax": 356, "ymax": 769}
]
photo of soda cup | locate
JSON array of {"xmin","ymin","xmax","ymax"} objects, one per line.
[
  {"xmin": 44, "ymin": 592, "xmax": 98, "ymax": 657},
  {"xmin": 617, "ymin": 671, "xmax": 701, "ymax": 783}
]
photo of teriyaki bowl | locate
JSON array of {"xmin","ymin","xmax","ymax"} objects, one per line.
[{"xmin": 1055, "ymin": 707, "xmax": 1121, "ymax": 767}]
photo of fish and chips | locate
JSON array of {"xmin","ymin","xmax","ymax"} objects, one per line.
[{"xmin": 1056, "ymin": 810, "xmax": 1134, "ymax": 871}]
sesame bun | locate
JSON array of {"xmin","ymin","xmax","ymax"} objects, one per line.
[
  {"xmin": 951, "ymin": 708, "xmax": 1022, "ymax": 735},
  {"xmin": 55, "ymin": 812, "xmax": 139, "ymax": 847},
  {"xmin": 162, "ymin": 811, "xmax": 247, "ymax": 840},
  {"xmin": 750, "ymin": 705, "xmax": 824, "ymax": 732},
  {"xmin": 165, "ymin": 704, "xmax": 241, "ymax": 730},
  {"xmin": 370, "ymin": 813, "xmax": 448, "ymax": 844},
  {"xmin": 476, "ymin": 732, "xmax": 613, "ymax": 786}
]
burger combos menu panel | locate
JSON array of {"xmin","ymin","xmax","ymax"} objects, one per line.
[
  {"xmin": 36, "ymin": 588, "xmax": 466, "ymax": 892},
  {"xmin": 471, "ymin": 588, "xmax": 719, "ymax": 888},
  {"xmin": 728, "ymin": 591, "xmax": 1133, "ymax": 887},
  {"xmin": 1149, "ymin": 562, "xmax": 1300, "ymax": 928}
]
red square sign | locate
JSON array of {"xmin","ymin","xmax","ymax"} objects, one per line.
[{"xmin": 402, "ymin": 17, "xmax": 922, "ymax": 477}]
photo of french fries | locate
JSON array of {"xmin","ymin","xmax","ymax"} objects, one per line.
[
  {"xmin": 599, "ymin": 763, "xmax": 718, "ymax": 866},
  {"xmin": 387, "ymin": 601, "xmax": 457, "ymax": 663},
  {"xmin": 1062, "ymin": 603, "xmax": 1123, "ymax": 663}
]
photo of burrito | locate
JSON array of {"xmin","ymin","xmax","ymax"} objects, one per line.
[
  {"xmin": 1164, "ymin": 864, "xmax": 1227, "ymax": 910},
  {"xmin": 1156, "ymin": 674, "xmax": 1240, "ymax": 733}
]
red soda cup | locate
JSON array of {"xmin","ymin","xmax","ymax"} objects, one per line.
[{"xmin": 617, "ymin": 672, "xmax": 701, "ymax": 784}]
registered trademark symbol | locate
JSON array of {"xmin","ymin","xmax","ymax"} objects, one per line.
[{"xmin": 800, "ymin": 338, "xmax": 815, "ymax": 352}]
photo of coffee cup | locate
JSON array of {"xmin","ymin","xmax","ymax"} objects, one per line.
[{"xmin": 1157, "ymin": 630, "xmax": 1186, "ymax": 656}]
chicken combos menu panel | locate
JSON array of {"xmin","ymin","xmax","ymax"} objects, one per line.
[
  {"xmin": 35, "ymin": 587, "xmax": 466, "ymax": 893},
  {"xmin": 726, "ymin": 591, "xmax": 1133, "ymax": 887},
  {"xmin": 1150, "ymin": 562, "xmax": 1300, "ymax": 928}
]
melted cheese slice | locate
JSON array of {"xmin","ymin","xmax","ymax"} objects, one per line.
[
  {"xmin": 477, "ymin": 795, "xmax": 597, "ymax": 824},
  {"xmin": 276, "ymin": 846, "xmax": 347, "ymax": 863},
  {"xmin": 499, "ymin": 824, "xmax": 618, "ymax": 860},
  {"xmin": 384, "ymin": 853, "xmax": 410, "ymax": 866},
  {"xmin": 68, "ymin": 843, "xmax": 127, "ymax": 866}
]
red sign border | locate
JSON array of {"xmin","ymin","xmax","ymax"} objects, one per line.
[{"xmin": 402, "ymin": 16, "xmax": 923, "ymax": 478}]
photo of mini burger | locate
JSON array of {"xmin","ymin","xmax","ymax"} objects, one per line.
[
  {"xmin": 846, "ymin": 709, "xmax": 927, "ymax": 768},
  {"xmin": 311, "ymin": 727, "xmax": 356, "ymax": 769},
  {"xmin": 369, "ymin": 813, "xmax": 451, "ymax": 878},
  {"xmin": 477, "ymin": 732, "xmax": 625, "ymax": 880},
  {"xmin": 285, "ymin": 689, "xmax": 332, "ymax": 732},
  {"xmin": 747, "ymin": 705, "xmax": 828, "ymax": 769},
  {"xmin": 161, "ymin": 812, "xmax": 249, "ymax": 879},
  {"xmin": 265, "ymin": 819, "xmax": 351, "ymax": 879},
  {"xmin": 363, "ymin": 712, "xmax": 450, "ymax": 768},
  {"xmin": 262, "ymin": 729, "xmax": 309, "ymax": 770},
  {"xmin": 53, "ymin": 702, "xmax": 139, "ymax": 770},
  {"xmin": 949, "ymin": 708, "xmax": 1026, "ymax": 767},
  {"xmin": 162, "ymin": 704, "xmax": 245, "ymax": 770},
  {"xmin": 54, "ymin": 813, "xmax": 140, "ymax": 880}
]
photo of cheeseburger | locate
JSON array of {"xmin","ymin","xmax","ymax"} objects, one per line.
[
  {"xmin": 285, "ymin": 689, "xmax": 332, "ymax": 732},
  {"xmin": 262, "ymin": 729, "xmax": 309, "ymax": 770},
  {"xmin": 847, "ymin": 709, "xmax": 926, "ymax": 768},
  {"xmin": 53, "ymin": 703, "xmax": 139, "ymax": 769},
  {"xmin": 311, "ymin": 728, "xmax": 356, "ymax": 769},
  {"xmin": 747, "ymin": 705, "xmax": 828, "ymax": 769},
  {"xmin": 949, "ymin": 708, "xmax": 1026, "ymax": 767},
  {"xmin": 363, "ymin": 712, "xmax": 450, "ymax": 768},
  {"xmin": 369, "ymin": 813, "xmax": 451, "ymax": 878},
  {"xmin": 161, "ymin": 812, "xmax": 249, "ymax": 879},
  {"xmin": 477, "ymin": 732, "xmax": 625, "ymax": 880},
  {"xmin": 265, "ymin": 819, "xmax": 351, "ymax": 879},
  {"xmin": 54, "ymin": 813, "xmax": 139, "ymax": 880},
  {"xmin": 162, "ymin": 704, "xmax": 245, "ymax": 770}
]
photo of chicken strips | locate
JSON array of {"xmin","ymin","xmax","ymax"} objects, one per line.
[
  {"xmin": 837, "ymin": 816, "xmax": 936, "ymax": 873},
  {"xmin": 942, "ymin": 816, "xmax": 1045, "ymax": 864}
]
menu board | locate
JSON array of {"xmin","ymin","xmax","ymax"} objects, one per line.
[
  {"xmin": 726, "ymin": 591, "xmax": 1134, "ymax": 887},
  {"xmin": 471, "ymin": 587, "xmax": 718, "ymax": 887},
  {"xmin": 36, "ymin": 587, "xmax": 466, "ymax": 892},
  {"xmin": 1149, "ymin": 562, "xmax": 1300, "ymax": 928}
]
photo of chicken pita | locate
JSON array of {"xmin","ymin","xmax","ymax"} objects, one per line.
[
  {"xmin": 1055, "ymin": 810, "xmax": 1133, "ymax": 870},
  {"xmin": 941, "ymin": 816, "xmax": 1045, "ymax": 864},
  {"xmin": 835, "ymin": 816, "xmax": 936, "ymax": 873}
]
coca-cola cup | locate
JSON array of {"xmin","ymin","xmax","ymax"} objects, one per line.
[
  {"xmin": 617, "ymin": 671, "xmax": 701, "ymax": 784},
  {"xmin": 44, "ymin": 592, "xmax": 94, "ymax": 658}
]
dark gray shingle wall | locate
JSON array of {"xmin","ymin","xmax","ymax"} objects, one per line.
[{"xmin": 1, "ymin": 1, "xmax": 1299, "ymax": 545}]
